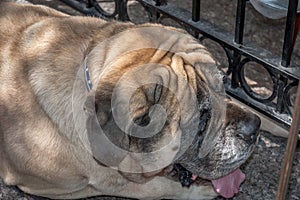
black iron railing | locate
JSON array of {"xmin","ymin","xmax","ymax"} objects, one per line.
[{"xmin": 61, "ymin": 0, "xmax": 300, "ymax": 130}]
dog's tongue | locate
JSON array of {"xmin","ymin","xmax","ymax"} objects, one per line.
[{"xmin": 211, "ymin": 168, "xmax": 245, "ymax": 198}]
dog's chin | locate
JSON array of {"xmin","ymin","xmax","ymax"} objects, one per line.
[
  {"xmin": 167, "ymin": 130, "xmax": 257, "ymax": 199},
  {"xmin": 171, "ymin": 147, "xmax": 253, "ymax": 198},
  {"xmin": 190, "ymin": 125, "xmax": 258, "ymax": 178}
]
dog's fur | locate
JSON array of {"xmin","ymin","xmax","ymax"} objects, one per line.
[{"xmin": 0, "ymin": 2, "xmax": 260, "ymax": 199}]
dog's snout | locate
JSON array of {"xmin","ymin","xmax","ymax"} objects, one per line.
[{"xmin": 238, "ymin": 114, "xmax": 261, "ymax": 143}]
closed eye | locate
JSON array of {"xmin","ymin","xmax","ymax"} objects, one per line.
[{"xmin": 154, "ymin": 83, "xmax": 163, "ymax": 103}]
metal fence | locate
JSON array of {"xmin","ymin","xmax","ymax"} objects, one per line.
[{"xmin": 61, "ymin": 0, "xmax": 300, "ymax": 130}]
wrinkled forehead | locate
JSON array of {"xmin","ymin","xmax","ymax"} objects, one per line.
[{"xmin": 89, "ymin": 25, "xmax": 227, "ymax": 153}]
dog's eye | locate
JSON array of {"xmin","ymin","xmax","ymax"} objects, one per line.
[
  {"xmin": 154, "ymin": 84, "xmax": 163, "ymax": 103},
  {"xmin": 133, "ymin": 112, "xmax": 150, "ymax": 127}
]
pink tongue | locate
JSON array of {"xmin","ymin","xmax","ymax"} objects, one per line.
[{"xmin": 211, "ymin": 168, "xmax": 245, "ymax": 198}]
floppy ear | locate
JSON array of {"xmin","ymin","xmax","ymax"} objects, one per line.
[{"xmin": 87, "ymin": 87, "xmax": 166, "ymax": 183}]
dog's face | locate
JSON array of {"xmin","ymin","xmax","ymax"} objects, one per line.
[
  {"xmin": 87, "ymin": 54, "xmax": 260, "ymax": 171},
  {"xmin": 82, "ymin": 26, "xmax": 260, "ymax": 197}
]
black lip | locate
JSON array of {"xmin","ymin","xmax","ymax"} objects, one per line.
[{"xmin": 173, "ymin": 163, "xmax": 194, "ymax": 187}]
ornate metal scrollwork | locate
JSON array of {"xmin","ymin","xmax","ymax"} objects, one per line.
[
  {"xmin": 283, "ymin": 81, "xmax": 299, "ymax": 115},
  {"xmin": 61, "ymin": 0, "xmax": 128, "ymax": 20},
  {"xmin": 237, "ymin": 58, "xmax": 277, "ymax": 103}
]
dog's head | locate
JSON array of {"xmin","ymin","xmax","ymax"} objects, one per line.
[{"xmin": 80, "ymin": 25, "xmax": 260, "ymax": 198}]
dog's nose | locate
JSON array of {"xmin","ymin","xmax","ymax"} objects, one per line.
[{"xmin": 238, "ymin": 114, "xmax": 261, "ymax": 143}]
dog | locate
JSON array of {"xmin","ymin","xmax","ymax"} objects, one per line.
[{"xmin": 0, "ymin": 2, "xmax": 261, "ymax": 199}]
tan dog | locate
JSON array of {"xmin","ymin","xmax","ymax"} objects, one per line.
[{"xmin": 0, "ymin": 2, "xmax": 260, "ymax": 199}]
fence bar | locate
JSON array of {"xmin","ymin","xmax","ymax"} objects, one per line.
[
  {"xmin": 234, "ymin": 0, "xmax": 246, "ymax": 44},
  {"xmin": 192, "ymin": 0, "xmax": 200, "ymax": 22},
  {"xmin": 117, "ymin": 0, "xmax": 129, "ymax": 21},
  {"xmin": 281, "ymin": 0, "xmax": 298, "ymax": 67},
  {"xmin": 276, "ymin": 81, "xmax": 300, "ymax": 200},
  {"xmin": 155, "ymin": 0, "xmax": 167, "ymax": 6},
  {"xmin": 61, "ymin": 0, "xmax": 113, "ymax": 19}
]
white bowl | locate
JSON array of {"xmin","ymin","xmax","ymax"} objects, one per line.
[{"xmin": 250, "ymin": 0, "xmax": 300, "ymax": 19}]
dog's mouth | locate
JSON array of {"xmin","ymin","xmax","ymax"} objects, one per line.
[{"xmin": 164, "ymin": 164, "xmax": 245, "ymax": 198}]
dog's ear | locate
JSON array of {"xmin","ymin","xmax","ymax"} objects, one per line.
[{"xmin": 84, "ymin": 88, "xmax": 166, "ymax": 181}]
